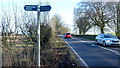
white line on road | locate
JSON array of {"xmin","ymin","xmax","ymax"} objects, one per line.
[
  {"xmin": 98, "ymin": 46, "xmax": 120, "ymax": 56},
  {"xmin": 89, "ymin": 43, "xmax": 97, "ymax": 46},
  {"xmin": 65, "ymin": 41, "xmax": 89, "ymax": 68},
  {"xmin": 89, "ymin": 43, "xmax": 120, "ymax": 56},
  {"xmin": 74, "ymin": 38, "xmax": 120, "ymax": 56}
]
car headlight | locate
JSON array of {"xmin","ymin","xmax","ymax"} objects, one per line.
[{"xmin": 106, "ymin": 40, "xmax": 112, "ymax": 42}]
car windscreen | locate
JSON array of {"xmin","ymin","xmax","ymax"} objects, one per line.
[
  {"xmin": 104, "ymin": 34, "xmax": 117, "ymax": 38},
  {"xmin": 66, "ymin": 33, "xmax": 71, "ymax": 35}
]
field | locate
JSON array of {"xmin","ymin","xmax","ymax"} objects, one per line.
[{"xmin": 2, "ymin": 35, "xmax": 35, "ymax": 66}]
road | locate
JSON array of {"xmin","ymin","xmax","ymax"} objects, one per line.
[{"xmin": 60, "ymin": 35, "xmax": 120, "ymax": 68}]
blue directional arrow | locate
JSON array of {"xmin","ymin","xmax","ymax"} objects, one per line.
[
  {"xmin": 40, "ymin": 5, "xmax": 51, "ymax": 12},
  {"xmin": 24, "ymin": 5, "xmax": 38, "ymax": 11}
]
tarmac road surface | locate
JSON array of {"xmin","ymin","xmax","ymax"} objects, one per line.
[{"xmin": 60, "ymin": 35, "xmax": 120, "ymax": 68}]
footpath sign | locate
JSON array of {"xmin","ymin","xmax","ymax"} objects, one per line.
[
  {"xmin": 24, "ymin": 5, "xmax": 38, "ymax": 11},
  {"xmin": 24, "ymin": 4, "xmax": 51, "ymax": 67},
  {"xmin": 40, "ymin": 5, "xmax": 51, "ymax": 12},
  {"xmin": 24, "ymin": 5, "xmax": 51, "ymax": 12}
]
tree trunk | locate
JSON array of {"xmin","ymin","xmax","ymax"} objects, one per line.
[
  {"xmin": 116, "ymin": 2, "xmax": 120, "ymax": 36},
  {"xmin": 100, "ymin": 26, "xmax": 104, "ymax": 34},
  {"xmin": 83, "ymin": 30, "xmax": 86, "ymax": 35},
  {"xmin": 79, "ymin": 28, "xmax": 82, "ymax": 35}
]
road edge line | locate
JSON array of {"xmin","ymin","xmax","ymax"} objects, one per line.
[
  {"xmin": 98, "ymin": 46, "xmax": 120, "ymax": 56},
  {"xmin": 65, "ymin": 41, "xmax": 89, "ymax": 68},
  {"xmin": 90, "ymin": 43, "xmax": 120, "ymax": 56},
  {"xmin": 75, "ymin": 37, "xmax": 120, "ymax": 56}
]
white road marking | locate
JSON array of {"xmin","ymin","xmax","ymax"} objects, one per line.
[
  {"xmin": 89, "ymin": 43, "xmax": 120, "ymax": 56},
  {"xmin": 65, "ymin": 41, "xmax": 89, "ymax": 68},
  {"xmin": 90, "ymin": 43, "xmax": 97, "ymax": 46},
  {"xmin": 98, "ymin": 46, "xmax": 120, "ymax": 56},
  {"xmin": 75, "ymin": 38, "xmax": 120, "ymax": 56}
]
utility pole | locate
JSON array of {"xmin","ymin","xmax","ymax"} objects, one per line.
[
  {"xmin": 37, "ymin": 2, "xmax": 41, "ymax": 66},
  {"xmin": 37, "ymin": 9, "xmax": 40, "ymax": 66}
]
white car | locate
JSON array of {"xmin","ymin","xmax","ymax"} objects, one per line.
[{"xmin": 95, "ymin": 34, "xmax": 120, "ymax": 46}]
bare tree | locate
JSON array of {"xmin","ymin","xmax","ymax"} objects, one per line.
[
  {"xmin": 87, "ymin": 2, "xmax": 115, "ymax": 33},
  {"xmin": 104, "ymin": 2, "xmax": 120, "ymax": 36},
  {"xmin": 74, "ymin": 2, "xmax": 116, "ymax": 34},
  {"xmin": 74, "ymin": 2, "xmax": 93, "ymax": 35},
  {"xmin": 116, "ymin": 2, "xmax": 120, "ymax": 36},
  {"xmin": 50, "ymin": 14, "xmax": 69, "ymax": 35},
  {"xmin": 1, "ymin": 6, "xmax": 21, "ymax": 66},
  {"xmin": 1, "ymin": 3, "xmax": 37, "ymax": 66}
]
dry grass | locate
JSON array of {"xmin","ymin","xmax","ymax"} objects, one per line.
[
  {"xmin": 2, "ymin": 35, "xmax": 81, "ymax": 67},
  {"xmin": 2, "ymin": 35, "xmax": 36, "ymax": 66},
  {"xmin": 41, "ymin": 36, "xmax": 81, "ymax": 68}
]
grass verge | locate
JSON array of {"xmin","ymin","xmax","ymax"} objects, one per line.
[
  {"xmin": 78, "ymin": 36, "xmax": 95, "ymax": 40},
  {"xmin": 41, "ymin": 36, "xmax": 81, "ymax": 68},
  {"xmin": 73, "ymin": 35, "xmax": 95, "ymax": 40}
]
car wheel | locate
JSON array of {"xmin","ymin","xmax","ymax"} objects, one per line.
[
  {"xmin": 95, "ymin": 40, "xmax": 99, "ymax": 45},
  {"xmin": 103, "ymin": 41, "xmax": 106, "ymax": 46}
]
